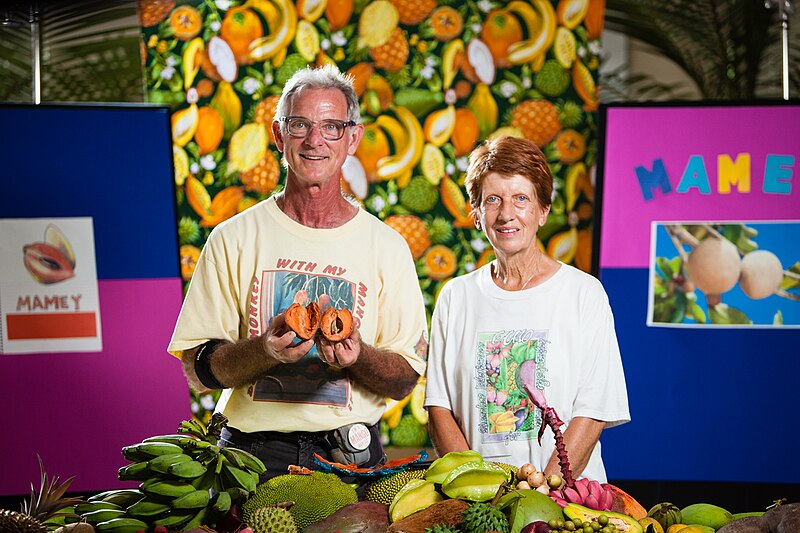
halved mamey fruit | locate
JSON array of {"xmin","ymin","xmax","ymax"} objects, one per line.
[
  {"xmin": 285, "ymin": 301, "xmax": 321, "ymax": 339},
  {"xmin": 319, "ymin": 307, "xmax": 354, "ymax": 342}
]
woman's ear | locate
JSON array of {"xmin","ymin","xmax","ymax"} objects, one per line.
[{"xmin": 473, "ymin": 209, "xmax": 481, "ymax": 230}]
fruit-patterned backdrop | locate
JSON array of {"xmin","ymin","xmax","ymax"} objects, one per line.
[{"xmin": 138, "ymin": 0, "xmax": 604, "ymax": 448}]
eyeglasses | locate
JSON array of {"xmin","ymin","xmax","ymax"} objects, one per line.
[{"xmin": 279, "ymin": 116, "xmax": 357, "ymax": 141}]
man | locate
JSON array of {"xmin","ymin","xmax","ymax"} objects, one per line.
[{"xmin": 168, "ymin": 66, "xmax": 428, "ymax": 480}]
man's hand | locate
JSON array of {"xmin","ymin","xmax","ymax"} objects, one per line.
[
  {"xmin": 315, "ymin": 325, "xmax": 361, "ymax": 368},
  {"xmin": 265, "ymin": 313, "xmax": 315, "ymax": 364}
]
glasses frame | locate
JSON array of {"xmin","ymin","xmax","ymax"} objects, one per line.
[{"xmin": 279, "ymin": 116, "xmax": 357, "ymax": 141}]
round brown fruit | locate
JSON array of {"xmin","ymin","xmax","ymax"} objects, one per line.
[
  {"xmin": 685, "ymin": 236, "xmax": 741, "ymax": 295},
  {"xmin": 547, "ymin": 474, "xmax": 563, "ymax": 489},
  {"xmin": 739, "ymin": 250, "xmax": 784, "ymax": 299},
  {"xmin": 528, "ymin": 470, "xmax": 545, "ymax": 488},
  {"xmin": 517, "ymin": 463, "xmax": 535, "ymax": 481}
]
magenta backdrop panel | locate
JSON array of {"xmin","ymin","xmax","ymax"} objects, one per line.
[
  {"xmin": 599, "ymin": 105, "xmax": 800, "ymax": 268},
  {"xmin": 0, "ymin": 278, "xmax": 190, "ymax": 495}
]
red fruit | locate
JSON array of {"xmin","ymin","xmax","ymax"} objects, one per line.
[{"xmin": 23, "ymin": 242, "xmax": 75, "ymax": 284}]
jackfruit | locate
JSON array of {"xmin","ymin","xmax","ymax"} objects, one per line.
[
  {"xmin": 242, "ymin": 471, "xmax": 357, "ymax": 528},
  {"xmin": 364, "ymin": 468, "xmax": 427, "ymax": 505}
]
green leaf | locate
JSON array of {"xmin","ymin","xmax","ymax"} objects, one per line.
[
  {"xmin": 657, "ymin": 257, "xmax": 675, "ymax": 279},
  {"xmin": 709, "ymin": 303, "xmax": 752, "ymax": 325},
  {"xmin": 688, "ymin": 300, "xmax": 707, "ymax": 323}
]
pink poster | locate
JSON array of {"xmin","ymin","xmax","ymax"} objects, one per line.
[{"xmin": 598, "ymin": 104, "xmax": 800, "ymax": 269}]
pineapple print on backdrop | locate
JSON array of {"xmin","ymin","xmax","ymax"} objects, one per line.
[{"xmin": 139, "ymin": 0, "xmax": 604, "ymax": 448}]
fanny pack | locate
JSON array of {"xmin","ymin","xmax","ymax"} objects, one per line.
[{"xmin": 325, "ymin": 423, "xmax": 383, "ymax": 467}]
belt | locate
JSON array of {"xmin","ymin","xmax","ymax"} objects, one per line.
[{"xmin": 220, "ymin": 426, "xmax": 329, "ymax": 445}]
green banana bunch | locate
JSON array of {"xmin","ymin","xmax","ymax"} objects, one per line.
[
  {"xmin": 81, "ymin": 508, "xmax": 127, "ymax": 525},
  {"xmin": 152, "ymin": 509, "xmax": 196, "ymax": 529},
  {"xmin": 98, "ymin": 415, "xmax": 266, "ymax": 532},
  {"xmin": 211, "ymin": 490, "xmax": 232, "ymax": 514},
  {"xmin": 126, "ymin": 497, "xmax": 172, "ymax": 518},
  {"xmin": 140, "ymin": 477, "xmax": 198, "ymax": 498},
  {"xmin": 75, "ymin": 501, "xmax": 122, "ymax": 514},
  {"xmin": 171, "ymin": 489, "xmax": 211, "ymax": 509},
  {"xmin": 147, "ymin": 453, "xmax": 193, "ymax": 474},
  {"xmin": 88, "ymin": 489, "xmax": 145, "ymax": 508},
  {"xmin": 94, "ymin": 517, "xmax": 149, "ymax": 533}
]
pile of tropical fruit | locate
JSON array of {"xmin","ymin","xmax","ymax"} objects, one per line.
[{"xmin": 0, "ymin": 415, "xmax": 796, "ymax": 533}]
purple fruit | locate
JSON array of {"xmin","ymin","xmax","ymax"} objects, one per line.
[{"xmin": 521, "ymin": 520, "xmax": 552, "ymax": 533}]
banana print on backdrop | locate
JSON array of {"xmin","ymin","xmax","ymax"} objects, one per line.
[{"xmin": 138, "ymin": 0, "xmax": 603, "ymax": 448}]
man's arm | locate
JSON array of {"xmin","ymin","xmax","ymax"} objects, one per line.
[
  {"xmin": 543, "ymin": 416, "xmax": 605, "ymax": 479},
  {"xmin": 345, "ymin": 341, "xmax": 419, "ymax": 399},
  {"xmin": 427, "ymin": 406, "xmax": 470, "ymax": 457},
  {"xmin": 180, "ymin": 314, "xmax": 314, "ymax": 390}
]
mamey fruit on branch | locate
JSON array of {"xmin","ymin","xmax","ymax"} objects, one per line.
[
  {"xmin": 739, "ymin": 250, "xmax": 784, "ymax": 299},
  {"xmin": 319, "ymin": 307, "xmax": 354, "ymax": 341},
  {"xmin": 685, "ymin": 237, "xmax": 741, "ymax": 296},
  {"xmin": 285, "ymin": 302, "xmax": 321, "ymax": 339}
]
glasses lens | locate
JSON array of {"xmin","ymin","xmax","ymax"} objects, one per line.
[
  {"xmin": 319, "ymin": 120, "xmax": 345, "ymax": 140},
  {"xmin": 286, "ymin": 118, "xmax": 346, "ymax": 140}
]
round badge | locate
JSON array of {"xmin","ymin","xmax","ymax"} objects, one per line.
[{"xmin": 347, "ymin": 423, "xmax": 371, "ymax": 451}]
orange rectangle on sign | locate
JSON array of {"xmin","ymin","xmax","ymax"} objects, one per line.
[{"xmin": 6, "ymin": 312, "xmax": 97, "ymax": 340}]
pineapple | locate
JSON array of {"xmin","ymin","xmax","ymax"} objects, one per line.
[
  {"xmin": 0, "ymin": 457, "xmax": 84, "ymax": 533},
  {"xmin": 253, "ymin": 95, "xmax": 282, "ymax": 145},
  {"xmin": 137, "ymin": 0, "xmax": 175, "ymax": 27},
  {"xmin": 384, "ymin": 214, "xmax": 431, "ymax": 260},
  {"xmin": 369, "ymin": 28, "xmax": 410, "ymax": 72},
  {"xmin": 390, "ymin": 0, "xmax": 436, "ymax": 25},
  {"xmin": 241, "ymin": 150, "xmax": 281, "ymax": 194},
  {"xmin": 510, "ymin": 99, "xmax": 563, "ymax": 148}
]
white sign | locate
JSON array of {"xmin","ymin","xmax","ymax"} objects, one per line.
[{"xmin": 0, "ymin": 217, "xmax": 102, "ymax": 354}]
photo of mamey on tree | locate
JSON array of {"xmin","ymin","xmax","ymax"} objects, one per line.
[{"xmin": 651, "ymin": 223, "xmax": 800, "ymax": 325}]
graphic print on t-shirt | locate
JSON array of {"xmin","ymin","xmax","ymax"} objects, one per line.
[
  {"xmin": 476, "ymin": 329, "xmax": 549, "ymax": 444},
  {"xmin": 251, "ymin": 269, "xmax": 356, "ymax": 406}
]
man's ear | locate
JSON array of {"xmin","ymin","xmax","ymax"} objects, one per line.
[
  {"xmin": 347, "ymin": 123, "xmax": 364, "ymax": 156},
  {"xmin": 473, "ymin": 209, "xmax": 481, "ymax": 230},
  {"xmin": 272, "ymin": 121, "xmax": 284, "ymax": 152}
]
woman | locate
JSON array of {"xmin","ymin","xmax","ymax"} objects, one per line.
[{"xmin": 424, "ymin": 136, "xmax": 630, "ymax": 482}]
